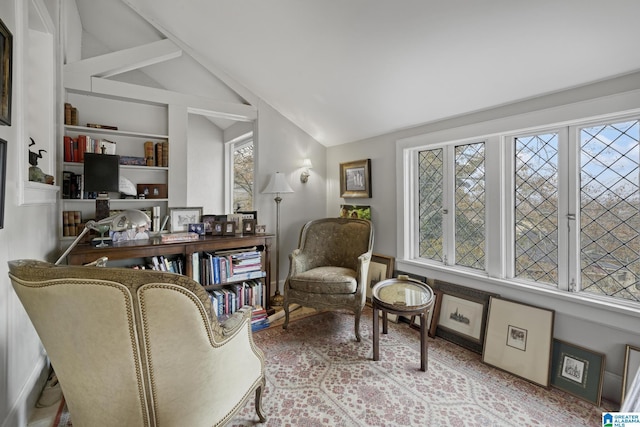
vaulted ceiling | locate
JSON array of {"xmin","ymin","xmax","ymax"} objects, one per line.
[{"xmin": 74, "ymin": 0, "xmax": 640, "ymax": 146}]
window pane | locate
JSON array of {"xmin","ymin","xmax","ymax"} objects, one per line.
[
  {"xmin": 418, "ymin": 149, "xmax": 443, "ymax": 261},
  {"xmin": 580, "ymin": 120, "xmax": 640, "ymax": 302},
  {"xmin": 514, "ymin": 133, "xmax": 559, "ymax": 285},
  {"xmin": 233, "ymin": 142, "xmax": 254, "ymax": 211},
  {"xmin": 455, "ymin": 142, "xmax": 485, "ymax": 270}
]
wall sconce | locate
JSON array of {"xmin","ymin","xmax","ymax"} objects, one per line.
[{"xmin": 300, "ymin": 158, "xmax": 313, "ymax": 183}]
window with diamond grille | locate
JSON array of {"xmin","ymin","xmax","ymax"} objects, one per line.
[
  {"xmin": 418, "ymin": 149, "xmax": 443, "ymax": 261},
  {"xmin": 455, "ymin": 143, "xmax": 485, "ymax": 270},
  {"xmin": 514, "ymin": 133, "xmax": 559, "ymax": 285},
  {"xmin": 580, "ymin": 120, "xmax": 639, "ymax": 302}
]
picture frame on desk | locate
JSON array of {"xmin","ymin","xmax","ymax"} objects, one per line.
[
  {"xmin": 237, "ymin": 210, "xmax": 257, "ymax": 223},
  {"xmin": 242, "ymin": 219, "xmax": 256, "ymax": 234},
  {"xmin": 222, "ymin": 221, "xmax": 236, "ymax": 236},
  {"xmin": 211, "ymin": 221, "xmax": 223, "ymax": 236},
  {"xmin": 169, "ymin": 207, "xmax": 202, "ymax": 232},
  {"xmin": 201, "ymin": 214, "xmax": 217, "ymax": 234}
]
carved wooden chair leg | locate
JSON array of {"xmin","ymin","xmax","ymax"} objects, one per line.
[
  {"xmin": 354, "ymin": 311, "xmax": 362, "ymax": 342},
  {"xmin": 283, "ymin": 303, "xmax": 290, "ymax": 330},
  {"xmin": 255, "ymin": 380, "xmax": 266, "ymax": 423}
]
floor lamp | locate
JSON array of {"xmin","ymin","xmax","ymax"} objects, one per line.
[{"xmin": 262, "ymin": 172, "xmax": 294, "ymax": 306}]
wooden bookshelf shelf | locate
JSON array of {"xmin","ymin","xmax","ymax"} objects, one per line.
[{"xmin": 66, "ymin": 234, "xmax": 274, "ymax": 309}]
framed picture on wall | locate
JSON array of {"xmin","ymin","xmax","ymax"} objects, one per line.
[
  {"xmin": 340, "ymin": 159, "xmax": 371, "ymax": 198},
  {"xmin": 0, "ymin": 18, "xmax": 12, "ymax": 126}
]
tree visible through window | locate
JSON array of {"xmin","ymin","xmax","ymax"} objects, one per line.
[{"xmin": 233, "ymin": 141, "xmax": 253, "ymax": 211}]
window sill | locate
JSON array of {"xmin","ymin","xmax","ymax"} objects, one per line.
[{"xmin": 397, "ymin": 258, "xmax": 640, "ymax": 334}]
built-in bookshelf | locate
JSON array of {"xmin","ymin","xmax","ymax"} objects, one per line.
[
  {"xmin": 66, "ymin": 234, "xmax": 274, "ymax": 313},
  {"xmin": 59, "ymin": 95, "xmax": 170, "ymax": 241}
]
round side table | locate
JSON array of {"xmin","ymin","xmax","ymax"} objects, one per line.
[{"xmin": 371, "ymin": 275, "xmax": 434, "ymax": 371}]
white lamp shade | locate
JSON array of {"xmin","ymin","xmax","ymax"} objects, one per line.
[
  {"xmin": 302, "ymin": 158, "xmax": 313, "ymax": 169},
  {"xmin": 262, "ymin": 172, "xmax": 294, "ymax": 194}
]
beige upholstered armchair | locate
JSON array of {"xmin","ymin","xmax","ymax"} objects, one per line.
[
  {"xmin": 8, "ymin": 260, "xmax": 265, "ymax": 427},
  {"xmin": 283, "ymin": 218, "xmax": 374, "ymax": 341}
]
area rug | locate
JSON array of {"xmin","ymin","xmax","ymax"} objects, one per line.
[{"xmin": 52, "ymin": 308, "xmax": 609, "ymax": 426}]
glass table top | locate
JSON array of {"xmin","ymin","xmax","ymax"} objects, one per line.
[{"xmin": 372, "ymin": 277, "xmax": 434, "ymax": 311}]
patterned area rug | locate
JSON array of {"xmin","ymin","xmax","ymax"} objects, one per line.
[
  {"xmin": 53, "ymin": 308, "xmax": 608, "ymax": 426},
  {"xmin": 231, "ymin": 308, "xmax": 606, "ymax": 427}
]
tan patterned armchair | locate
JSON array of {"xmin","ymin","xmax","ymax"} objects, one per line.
[
  {"xmin": 283, "ymin": 218, "xmax": 374, "ymax": 341},
  {"xmin": 8, "ymin": 260, "xmax": 265, "ymax": 427}
]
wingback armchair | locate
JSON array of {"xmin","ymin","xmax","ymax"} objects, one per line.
[
  {"xmin": 8, "ymin": 259, "xmax": 265, "ymax": 427},
  {"xmin": 283, "ymin": 218, "xmax": 374, "ymax": 341}
]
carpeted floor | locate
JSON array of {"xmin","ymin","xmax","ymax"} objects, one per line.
[{"xmin": 48, "ymin": 307, "xmax": 611, "ymax": 426}]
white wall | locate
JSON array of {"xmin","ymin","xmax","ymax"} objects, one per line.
[
  {"xmin": 327, "ymin": 71, "xmax": 640, "ymax": 404},
  {"xmin": 1, "ymin": 1, "xmax": 62, "ymax": 426},
  {"xmin": 186, "ymin": 113, "xmax": 224, "ymax": 213},
  {"xmin": 255, "ymin": 100, "xmax": 326, "ymax": 291}
]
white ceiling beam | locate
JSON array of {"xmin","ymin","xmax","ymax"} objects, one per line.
[
  {"xmin": 64, "ymin": 39, "xmax": 182, "ymax": 90},
  {"xmin": 90, "ymin": 77, "xmax": 257, "ymax": 121},
  {"xmin": 122, "ymin": 0, "xmax": 258, "ymax": 106}
]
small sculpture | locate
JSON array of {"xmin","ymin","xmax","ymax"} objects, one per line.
[{"xmin": 28, "ymin": 138, "xmax": 54, "ymax": 184}]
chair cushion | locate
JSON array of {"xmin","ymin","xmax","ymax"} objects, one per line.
[{"xmin": 289, "ymin": 266, "xmax": 357, "ymax": 294}]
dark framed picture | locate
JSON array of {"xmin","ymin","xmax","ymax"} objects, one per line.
[
  {"xmin": 0, "ymin": 139, "xmax": 6, "ymax": 228},
  {"xmin": 187, "ymin": 223, "xmax": 205, "ymax": 236},
  {"xmin": 0, "ymin": 18, "xmax": 12, "ymax": 126},
  {"xmin": 237, "ymin": 210, "xmax": 257, "ymax": 223},
  {"xmin": 430, "ymin": 281, "xmax": 498, "ymax": 354},
  {"xmin": 367, "ymin": 254, "xmax": 395, "ymax": 301},
  {"xmin": 202, "ymin": 214, "xmax": 217, "ymax": 234},
  {"xmin": 242, "ymin": 218, "xmax": 256, "ymax": 234},
  {"xmin": 622, "ymin": 344, "xmax": 640, "ymax": 404},
  {"xmin": 340, "ymin": 158, "xmax": 371, "ymax": 198},
  {"xmin": 222, "ymin": 221, "xmax": 236, "ymax": 236},
  {"xmin": 482, "ymin": 297, "xmax": 555, "ymax": 387},
  {"xmin": 551, "ymin": 339, "xmax": 605, "ymax": 405},
  {"xmin": 339, "ymin": 204, "xmax": 371, "ymax": 220},
  {"xmin": 169, "ymin": 207, "xmax": 203, "ymax": 232},
  {"xmin": 136, "ymin": 183, "xmax": 167, "ymax": 199},
  {"xmin": 211, "ymin": 221, "xmax": 223, "ymax": 236}
]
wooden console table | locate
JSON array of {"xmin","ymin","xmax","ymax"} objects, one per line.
[{"xmin": 66, "ymin": 234, "xmax": 274, "ymax": 309}]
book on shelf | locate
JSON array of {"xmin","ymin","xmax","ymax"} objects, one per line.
[
  {"xmin": 144, "ymin": 141, "xmax": 155, "ymax": 166},
  {"xmin": 86, "ymin": 123, "xmax": 118, "ymax": 130}
]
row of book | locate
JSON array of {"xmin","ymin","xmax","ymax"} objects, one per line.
[
  {"xmin": 63, "ymin": 135, "xmax": 116, "ymax": 163},
  {"xmin": 62, "ymin": 210, "xmax": 83, "ymax": 237},
  {"xmin": 144, "ymin": 141, "xmax": 169, "ymax": 167},
  {"xmin": 147, "ymin": 255, "xmax": 185, "ymax": 275},
  {"xmin": 251, "ymin": 306, "xmax": 269, "ymax": 332},
  {"xmin": 193, "ymin": 249, "xmax": 264, "ymax": 285},
  {"xmin": 62, "ymin": 171, "xmax": 96, "ymax": 199},
  {"xmin": 206, "ymin": 279, "xmax": 265, "ymax": 319}
]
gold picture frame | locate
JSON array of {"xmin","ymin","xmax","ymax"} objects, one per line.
[
  {"xmin": 340, "ymin": 159, "xmax": 371, "ymax": 198},
  {"xmin": 622, "ymin": 344, "xmax": 640, "ymax": 404}
]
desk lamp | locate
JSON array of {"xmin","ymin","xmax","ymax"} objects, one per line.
[
  {"xmin": 262, "ymin": 172, "xmax": 294, "ymax": 306},
  {"xmin": 55, "ymin": 209, "xmax": 151, "ymax": 265}
]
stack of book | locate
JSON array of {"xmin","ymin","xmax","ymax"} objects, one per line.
[{"xmin": 251, "ymin": 306, "xmax": 269, "ymax": 332}]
